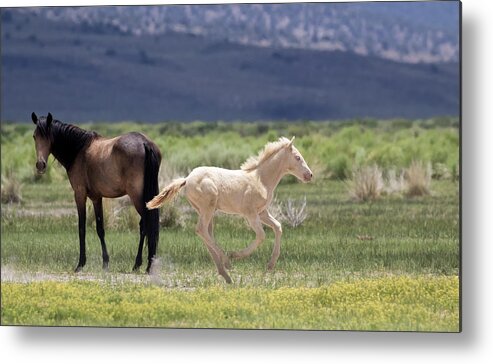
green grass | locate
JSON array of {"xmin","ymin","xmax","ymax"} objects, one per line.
[
  {"xmin": 1, "ymin": 180, "xmax": 459, "ymax": 280},
  {"xmin": 1, "ymin": 276, "xmax": 459, "ymax": 331},
  {"xmin": 1, "ymin": 118, "xmax": 459, "ymax": 181},
  {"xmin": 0, "ymin": 120, "xmax": 460, "ymax": 330}
]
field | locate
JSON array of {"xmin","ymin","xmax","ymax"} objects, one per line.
[{"xmin": 1, "ymin": 118, "xmax": 460, "ymax": 331}]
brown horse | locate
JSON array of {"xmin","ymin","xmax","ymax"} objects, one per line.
[{"xmin": 31, "ymin": 112, "xmax": 161, "ymax": 273}]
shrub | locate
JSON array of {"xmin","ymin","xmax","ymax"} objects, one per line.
[
  {"xmin": 346, "ymin": 165, "xmax": 384, "ymax": 202},
  {"xmin": 113, "ymin": 199, "xmax": 141, "ymax": 231},
  {"xmin": 1, "ymin": 169, "xmax": 23, "ymax": 204},
  {"xmin": 159, "ymin": 203, "xmax": 188, "ymax": 229},
  {"xmin": 328, "ymin": 154, "xmax": 350, "ymax": 179},
  {"xmin": 432, "ymin": 163, "xmax": 452, "ymax": 180},
  {"xmin": 158, "ymin": 160, "xmax": 181, "ymax": 188},
  {"xmin": 404, "ymin": 161, "xmax": 432, "ymax": 197},
  {"xmin": 86, "ymin": 197, "xmax": 140, "ymax": 231},
  {"xmin": 384, "ymin": 169, "xmax": 406, "ymax": 195},
  {"xmin": 269, "ymin": 195, "xmax": 308, "ymax": 227}
]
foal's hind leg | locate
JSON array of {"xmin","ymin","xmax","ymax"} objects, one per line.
[
  {"xmin": 189, "ymin": 198, "xmax": 230, "ymax": 270},
  {"xmin": 93, "ymin": 198, "xmax": 110, "ymax": 271},
  {"xmin": 195, "ymin": 207, "xmax": 232, "ymax": 284},
  {"xmin": 229, "ymin": 214, "xmax": 265, "ymax": 260},
  {"xmin": 208, "ymin": 219, "xmax": 231, "ymax": 269}
]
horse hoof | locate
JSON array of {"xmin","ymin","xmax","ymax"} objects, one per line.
[
  {"xmin": 74, "ymin": 266, "xmax": 83, "ymax": 273},
  {"xmin": 132, "ymin": 265, "xmax": 140, "ymax": 272},
  {"xmin": 267, "ymin": 264, "xmax": 275, "ymax": 272},
  {"xmin": 102, "ymin": 262, "xmax": 109, "ymax": 272},
  {"xmin": 221, "ymin": 274, "xmax": 233, "ymax": 284}
]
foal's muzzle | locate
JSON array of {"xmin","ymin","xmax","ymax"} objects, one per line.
[
  {"xmin": 303, "ymin": 171, "xmax": 313, "ymax": 182},
  {"xmin": 36, "ymin": 160, "xmax": 47, "ymax": 174}
]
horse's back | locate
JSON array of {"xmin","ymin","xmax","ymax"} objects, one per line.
[
  {"xmin": 187, "ymin": 166, "xmax": 246, "ymax": 186},
  {"xmin": 83, "ymin": 132, "xmax": 161, "ymax": 199},
  {"xmin": 185, "ymin": 166, "xmax": 260, "ymax": 214},
  {"xmin": 114, "ymin": 132, "xmax": 160, "ymax": 158}
]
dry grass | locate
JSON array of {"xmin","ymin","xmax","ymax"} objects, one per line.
[
  {"xmin": 1, "ymin": 170, "xmax": 23, "ymax": 204},
  {"xmin": 158, "ymin": 160, "xmax": 182, "ymax": 188},
  {"xmin": 348, "ymin": 162, "xmax": 433, "ymax": 199},
  {"xmin": 405, "ymin": 161, "xmax": 432, "ymax": 197},
  {"xmin": 269, "ymin": 195, "xmax": 308, "ymax": 227},
  {"xmin": 384, "ymin": 169, "xmax": 406, "ymax": 195},
  {"xmin": 86, "ymin": 197, "xmax": 140, "ymax": 231},
  {"xmin": 159, "ymin": 203, "xmax": 188, "ymax": 228},
  {"xmin": 346, "ymin": 165, "xmax": 384, "ymax": 202}
]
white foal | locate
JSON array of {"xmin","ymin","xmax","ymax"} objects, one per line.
[{"xmin": 147, "ymin": 136, "xmax": 313, "ymax": 283}]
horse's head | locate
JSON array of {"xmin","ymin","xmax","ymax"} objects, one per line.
[
  {"xmin": 284, "ymin": 137, "xmax": 313, "ymax": 183},
  {"xmin": 31, "ymin": 112, "xmax": 53, "ymax": 175}
]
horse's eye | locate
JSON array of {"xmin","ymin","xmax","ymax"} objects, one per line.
[{"xmin": 295, "ymin": 155, "xmax": 301, "ymax": 161}]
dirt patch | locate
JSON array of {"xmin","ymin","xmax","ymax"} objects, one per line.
[
  {"xmin": 0, "ymin": 261, "xmax": 199, "ymax": 290},
  {"xmin": 2, "ymin": 205, "xmax": 76, "ymax": 218}
]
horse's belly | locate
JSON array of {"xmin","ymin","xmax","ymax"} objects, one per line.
[
  {"xmin": 87, "ymin": 184, "xmax": 125, "ymax": 199},
  {"xmin": 216, "ymin": 204, "xmax": 242, "ymax": 215},
  {"xmin": 87, "ymin": 173, "xmax": 127, "ymax": 198},
  {"xmin": 216, "ymin": 191, "xmax": 258, "ymax": 215}
]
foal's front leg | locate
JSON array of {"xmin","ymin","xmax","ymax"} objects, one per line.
[
  {"xmin": 74, "ymin": 192, "xmax": 87, "ymax": 273},
  {"xmin": 229, "ymin": 214, "xmax": 265, "ymax": 260},
  {"xmin": 259, "ymin": 210, "xmax": 283, "ymax": 271}
]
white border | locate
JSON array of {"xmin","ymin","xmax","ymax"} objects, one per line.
[{"xmin": 2, "ymin": 0, "xmax": 493, "ymax": 363}]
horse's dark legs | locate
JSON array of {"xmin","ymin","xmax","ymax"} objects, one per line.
[
  {"xmin": 128, "ymin": 191, "xmax": 147, "ymax": 272},
  {"xmin": 74, "ymin": 193, "xmax": 87, "ymax": 273},
  {"xmin": 93, "ymin": 198, "xmax": 110, "ymax": 271},
  {"xmin": 132, "ymin": 219, "xmax": 146, "ymax": 271}
]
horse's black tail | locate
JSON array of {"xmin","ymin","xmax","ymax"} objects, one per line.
[{"xmin": 143, "ymin": 142, "xmax": 161, "ymax": 273}]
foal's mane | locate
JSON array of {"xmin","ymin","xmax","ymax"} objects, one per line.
[
  {"xmin": 37, "ymin": 117, "xmax": 99, "ymax": 170},
  {"xmin": 241, "ymin": 137, "xmax": 291, "ymax": 172}
]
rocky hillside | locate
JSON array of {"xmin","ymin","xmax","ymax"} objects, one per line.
[
  {"xmin": 1, "ymin": 4, "xmax": 460, "ymax": 122},
  {"xmin": 22, "ymin": 2, "xmax": 459, "ymax": 63}
]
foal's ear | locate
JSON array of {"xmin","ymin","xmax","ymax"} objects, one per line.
[
  {"xmin": 46, "ymin": 112, "xmax": 53, "ymax": 126},
  {"xmin": 288, "ymin": 136, "xmax": 295, "ymax": 147},
  {"xmin": 31, "ymin": 112, "xmax": 38, "ymax": 124}
]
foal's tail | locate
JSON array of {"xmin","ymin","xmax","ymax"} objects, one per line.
[
  {"xmin": 146, "ymin": 178, "xmax": 186, "ymax": 210},
  {"xmin": 143, "ymin": 143, "xmax": 161, "ymax": 269}
]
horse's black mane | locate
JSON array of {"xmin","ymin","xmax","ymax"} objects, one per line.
[{"xmin": 37, "ymin": 117, "xmax": 99, "ymax": 170}]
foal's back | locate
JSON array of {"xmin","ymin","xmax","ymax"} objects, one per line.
[{"xmin": 185, "ymin": 166, "xmax": 265, "ymax": 215}]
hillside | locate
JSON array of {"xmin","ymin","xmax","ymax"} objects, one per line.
[
  {"xmin": 1, "ymin": 8, "xmax": 459, "ymax": 122},
  {"xmin": 23, "ymin": 3, "xmax": 459, "ymax": 63}
]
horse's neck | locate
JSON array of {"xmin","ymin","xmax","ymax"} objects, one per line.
[
  {"xmin": 51, "ymin": 123, "xmax": 94, "ymax": 170},
  {"xmin": 254, "ymin": 151, "xmax": 287, "ymax": 194}
]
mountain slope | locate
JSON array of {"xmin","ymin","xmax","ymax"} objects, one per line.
[
  {"xmin": 1, "ymin": 9, "xmax": 459, "ymax": 122},
  {"xmin": 22, "ymin": 3, "xmax": 459, "ymax": 64}
]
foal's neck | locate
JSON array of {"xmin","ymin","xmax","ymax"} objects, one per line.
[
  {"xmin": 254, "ymin": 151, "xmax": 288, "ymax": 193},
  {"xmin": 50, "ymin": 121, "xmax": 97, "ymax": 171}
]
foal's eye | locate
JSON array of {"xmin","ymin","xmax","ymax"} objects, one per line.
[{"xmin": 295, "ymin": 155, "xmax": 301, "ymax": 161}]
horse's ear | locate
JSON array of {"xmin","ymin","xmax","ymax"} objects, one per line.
[
  {"xmin": 31, "ymin": 112, "xmax": 38, "ymax": 124},
  {"xmin": 288, "ymin": 136, "xmax": 295, "ymax": 147},
  {"xmin": 46, "ymin": 112, "xmax": 53, "ymax": 126}
]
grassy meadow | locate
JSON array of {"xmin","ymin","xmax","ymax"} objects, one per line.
[{"xmin": 1, "ymin": 118, "xmax": 460, "ymax": 331}]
